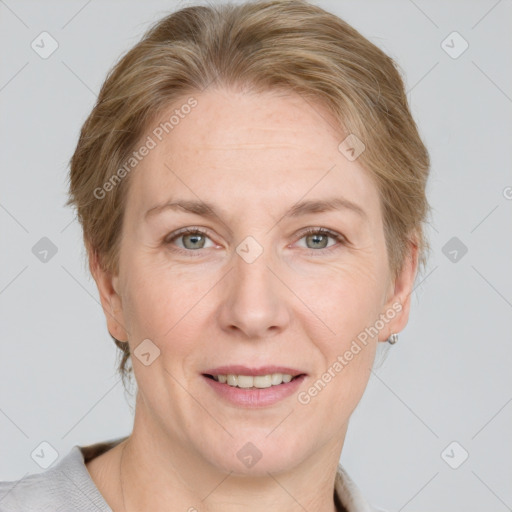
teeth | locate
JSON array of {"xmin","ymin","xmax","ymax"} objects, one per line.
[
  {"xmin": 212, "ymin": 373, "xmax": 295, "ymax": 388},
  {"xmin": 271, "ymin": 373, "xmax": 282, "ymax": 385},
  {"xmin": 237, "ymin": 375, "xmax": 254, "ymax": 388}
]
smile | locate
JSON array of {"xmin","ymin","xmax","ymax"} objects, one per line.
[
  {"xmin": 206, "ymin": 373, "xmax": 299, "ymax": 388},
  {"xmin": 201, "ymin": 366, "xmax": 307, "ymax": 407}
]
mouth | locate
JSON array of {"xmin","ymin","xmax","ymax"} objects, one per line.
[
  {"xmin": 201, "ymin": 365, "xmax": 308, "ymax": 408},
  {"xmin": 202, "ymin": 372, "xmax": 306, "ymax": 389},
  {"xmin": 201, "ymin": 368, "xmax": 307, "ymax": 407}
]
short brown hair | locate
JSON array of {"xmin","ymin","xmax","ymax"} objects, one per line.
[{"xmin": 66, "ymin": 0, "xmax": 431, "ymax": 387}]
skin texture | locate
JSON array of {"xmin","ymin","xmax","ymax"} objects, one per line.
[{"xmin": 86, "ymin": 87, "xmax": 418, "ymax": 511}]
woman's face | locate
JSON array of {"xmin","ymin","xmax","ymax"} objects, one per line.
[{"xmin": 98, "ymin": 87, "xmax": 416, "ymax": 476}]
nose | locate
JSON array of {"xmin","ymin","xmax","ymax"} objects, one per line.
[{"xmin": 216, "ymin": 244, "xmax": 291, "ymax": 340}]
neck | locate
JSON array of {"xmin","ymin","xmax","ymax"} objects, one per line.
[{"xmin": 118, "ymin": 395, "xmax": 346, "ymax": 512}]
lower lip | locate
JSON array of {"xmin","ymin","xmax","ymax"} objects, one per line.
[{"xmin": 202, "ymin": 375, "xmax": 306, "ymax": 407}]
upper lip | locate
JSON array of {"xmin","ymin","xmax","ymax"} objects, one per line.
[{"xmin": 203, "ymin": 365, "xmax": 307, "ymax": 377}]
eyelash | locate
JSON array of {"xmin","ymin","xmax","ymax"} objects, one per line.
[{"xmin": 164, "ymin": 227, "xmax": 346, "ymax": 257}]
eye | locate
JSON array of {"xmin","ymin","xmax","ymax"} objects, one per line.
[
  {"xmin": 164, "ymin": 227, "xmax": 216, "ymax": 253},
  {"xmin": 164, "ymin": 226, "xmax": 346, "ymax": 256},
  {"xmin": 295, "ymin": 227, "xmax": 346, "ymax": 254}
]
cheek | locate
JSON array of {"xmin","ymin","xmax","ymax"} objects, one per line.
[
  {"xmin": 293, "ymin": 258, "xmax": 384, "ymax": 330},
  {"xmin": 329, "ymin": 346, "xmax": 375, "ymax": 419},
  {"xmin": 120, "ymin": 257, "xmax": 215, "ymax": 344},
  {"xmin": 298, "ymin": 261, "xmax": 383, "ymax": 393},
  {"xmin": 306, "ymin": 315, "xmax": 378, "ymax": 423}
]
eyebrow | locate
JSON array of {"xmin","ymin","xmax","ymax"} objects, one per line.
[{"xmin": 144, "ymin": 197, "xmax": 367, "ymax": 222}]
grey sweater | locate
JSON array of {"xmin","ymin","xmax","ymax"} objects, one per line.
[{"xmin": 0, "ymin": 437, "xmax": 385, "ymax": 511}]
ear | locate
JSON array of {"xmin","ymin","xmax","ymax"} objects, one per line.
[
  {"xmin": 87, "ymin": 243, "xmax": 129, "ymax": 342},
  {"xmin": 378, "ymin": 236, "xmax": 419, "ymax": 342}
]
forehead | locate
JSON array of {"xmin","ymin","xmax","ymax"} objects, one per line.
[{"xmin": 125, "ymin": 88, "xmax": 380, "ymax": 222}]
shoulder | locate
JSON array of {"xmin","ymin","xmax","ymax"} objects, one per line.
[
  {"xmin": 0, "ymin": 442, "xmax": 119, "ymax": 512},
  {"xmin": 0, "ymin": 466, "xmax": 69, "ymax": 512},
  {"xmin": 335, "ymin": 465, "xmax": 389, "ymax": 512}
]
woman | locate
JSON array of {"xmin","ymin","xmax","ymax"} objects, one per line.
[{"xmin": 0, "ymin": 0, "xmax": 430, "ymax": 510}]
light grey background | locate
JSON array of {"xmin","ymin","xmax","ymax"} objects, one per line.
[{"xmin": 1, "ymin": 0, "xmax": 511, "ymax": 510}]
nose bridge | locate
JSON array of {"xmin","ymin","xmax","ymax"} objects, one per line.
[
  {"xmin": 218, "ymin": 235, "xmax": 290, "ymax": 337},
  {"xmin": 235, "ymin": 240, "xmax": 273, "ymax": 294}
]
